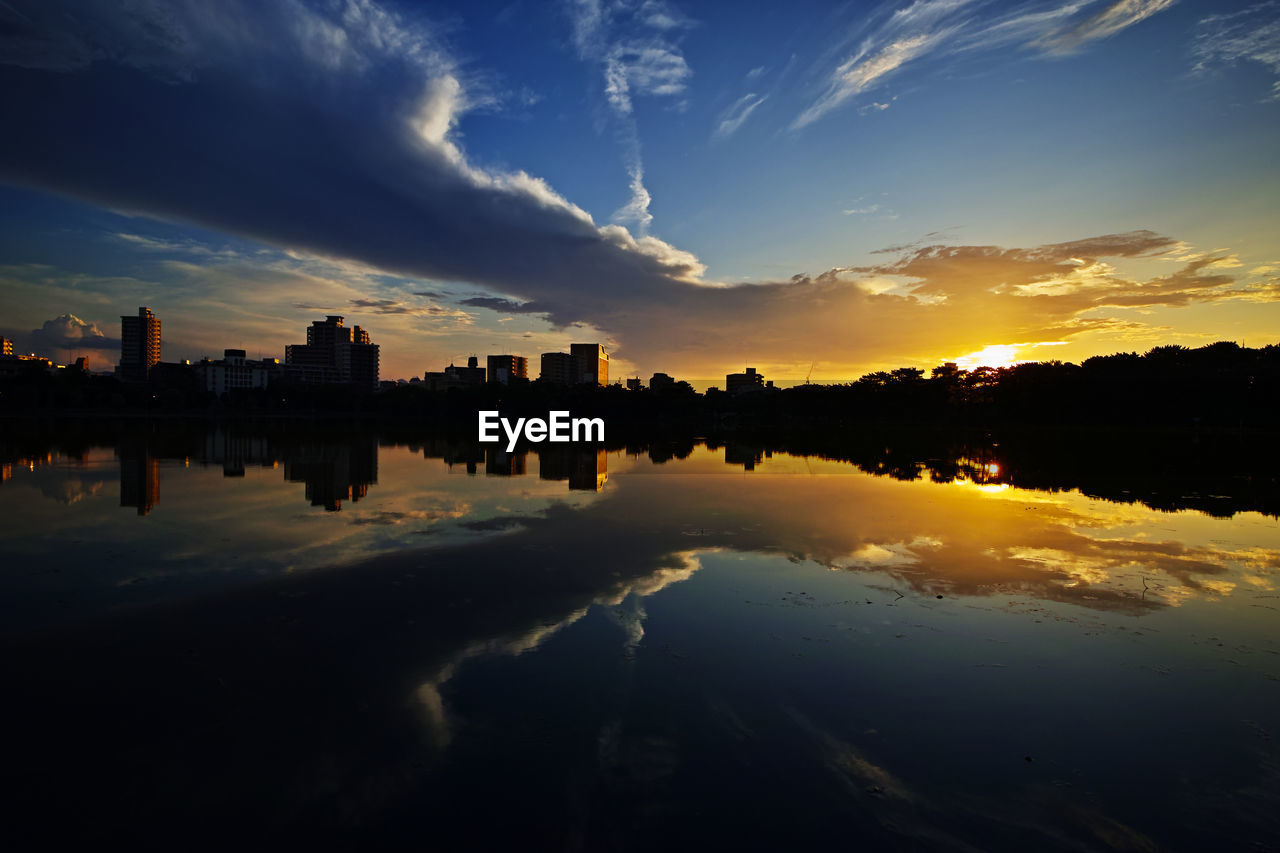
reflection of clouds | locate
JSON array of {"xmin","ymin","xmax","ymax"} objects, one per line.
[
  {"xmin": 411, "ymin": 550, "xmax": 700, "ymax": 741},
  {"xmin": 36, "ymin": 476, "xmax": 108, "ymax": 506},
  {"xmin": 564, "ymin": 449, "xmax": 1279, "ymax": 615}
]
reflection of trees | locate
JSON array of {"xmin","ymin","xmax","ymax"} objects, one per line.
[{"xmin": 710, "ymin": 427, "xmax": 1278, "ymax": 518}]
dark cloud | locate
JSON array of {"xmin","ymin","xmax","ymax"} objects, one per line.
[
  {"xmin": 0, "ymin": 0, "xmax": 698, "ymax": 347},
  {"xmin": 0, "ymin": 3, "xmax": 1266, "ymax": 375},
  {"xmin": 457, "ymin": 296, "xmax": 540, "ymax": 313}
]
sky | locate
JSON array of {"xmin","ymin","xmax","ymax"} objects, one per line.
[{"xmin": 1, "ymin": 0, "xmax": 1278, "ymax": 382}]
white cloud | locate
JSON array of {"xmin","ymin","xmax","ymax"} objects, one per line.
[
  {"xmin": 794, "ymin": 31, "xmax": 947, "ymax": 129},
  {"xmin": 712, "ymin": 92, "xmax": 767, "ymax": 140},
  {"xmin": 568, "ymin": 0, "xmax": 693, "ymax": 234},
  {"xmin": 1034, "ymin": 0, "xmax": 1176, "ymax": 55},
  {"xmin": 793, "ymin": 0, "xmax": 1177, "ymax": 129},
  {"xmin": 1192, "ymin": 3, "xmax": 1280, "ymax": 99}
]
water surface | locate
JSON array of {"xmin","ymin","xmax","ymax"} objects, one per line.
[{"xmin": 2, "ymin": 424, "xmax": 1277, "ymax": 849}]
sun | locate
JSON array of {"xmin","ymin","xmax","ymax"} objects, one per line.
[{"xmin": 954, "ymin": 344, "xmax": 1022, "ymax": 370}]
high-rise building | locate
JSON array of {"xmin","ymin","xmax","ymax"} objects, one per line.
[
  {"xmin": 284, "ymin": 315, "xmax": 379, "ymax": 390},
  {"xmin": 0, "ymin": 336, "xmax": 12, "ymax": 357},
  {"xmin": 540, "ymin": 352, "xmax": 579, "ymax": 385},
  {"xmin": 540, "ymin": 343, "xmax": 609, "ymax": 386},
  {"xmin": 487, "ymin": 354, "xmax": 528, "ymax": 385},
  {"xmin": 570, "ymin": 343, "xmax": 608, "ymax": 386},
  {"xmin": 118, "ymin": 307, "xmax": 161, "ymax": 382}
]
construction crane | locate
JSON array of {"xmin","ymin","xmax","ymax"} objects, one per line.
[{"xmin": 805, "ymin": 361, "xmax": 816, "ymax": 385}]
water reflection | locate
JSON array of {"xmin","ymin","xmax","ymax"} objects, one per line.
[{"xmin": 0, "ymin": 423, "xmax": 1276, "ymax": 848}]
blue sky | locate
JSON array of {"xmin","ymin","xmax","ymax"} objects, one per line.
[{"xmin": 1, "ymin": 0, "xmax": 1277, "ymax": 381}]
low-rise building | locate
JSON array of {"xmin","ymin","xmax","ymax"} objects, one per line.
[
  {"xmin": 197, "ymin": 349, "xmax": 279, "ymax": 395},
  {"xmin": 726, "ymin": 366, "xmax": 766, "ymax": 395},
  {"xmin": 649, "ymin": 372, "xmax": 674, "ymax": 392},
  {"xmin": 424, "ymin": 356, "xmax": 486, "ymax": 391}
]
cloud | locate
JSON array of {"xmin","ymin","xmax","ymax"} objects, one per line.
[
  {"xmin": 793, "ymin": 0, "xmax": 1177, "ymax": 128},
  {"xmin": 348, "ymin": 298, "xmax": 474, "ymax": 320},
  {"xmin": 1, "ymin": 2, "xmax": 1269, "ymax": 381},
  {"xmin": 1034, "ymin": 0, "xmax": 1176, "ymax": 55},
  {"xmin": 794, "ymin": 31, "xmax": 947, "ymax": 129},
  {"xmin": 567, "ymin": 0, "xmax": 693, "ymax": 232},
  {"xmin": 28, "ymin": 313, "xmax": 119, "ymax": 353},
  {"xmin": 712, "ymin": 92, "xmax": 767, "ymax": 140},
  {"xmin": 0, "ymin": 0, "xmax": 700, "ymax": 324},
  {"xmin": 1192, "ymin": 2, "xmax": 1280, "ymax": 99}
]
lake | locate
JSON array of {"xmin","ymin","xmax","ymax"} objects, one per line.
[{"xmin": 2, "ymin": 422, "xmax": 1277, "ymax": 849}]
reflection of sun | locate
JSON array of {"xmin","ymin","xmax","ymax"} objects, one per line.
[{"xmin": 955, "ymin": 344, "xmax": 1021, "ymax": 370}]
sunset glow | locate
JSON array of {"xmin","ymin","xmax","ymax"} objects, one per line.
[
  {"xmin": 1, "ymin": 0, "xmax": 1276, "ymax": 380},
  {"xmin": 954, "ymin": 345, "xmax": 1023, "ymax": 371}
]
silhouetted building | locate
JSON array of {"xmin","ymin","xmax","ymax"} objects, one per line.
[
  {"xmin": 727, "ymin": 366, "xmax": 766, "ymax": 395},
  {"xmin": 424, "ymin": 356, "xmax": 486, "ymax": 391},
  {"xmin": 197, "ymin": 349, "xmax": 279, "ymax": 395},
  {"xmin": 117, "ymin": 307, "xmax": 161, "ymax": 382},
  {"xmin": 540, "ymin": 352, "xmax": 578, "ymax": 385},
  {"xmin": 571, "ymin": 343, "xmax": 608, "ymax": 386},
  {"xmin": 626, "ymin": 377, "xmax": 643, "ymax": 390},
  {"xmin": 540, "ymin": 343, "xmax": 609, "ymax": 385},
  {"xmin": 487, "ymin": 354, "xmax": 528, "ymax": 385},
  {"xmin": 284, "ymin": 315, "xmax": 379, "ymax": 390},
  {"xmin": 650, "ymin": 372, "xmax": 674, "ymax": 391}
]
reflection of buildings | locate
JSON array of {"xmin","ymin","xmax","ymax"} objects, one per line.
[
  {"xmin": 282, "ymin": 438, "xmax": 378, "ymax": 511},
  {"xmin": 486, "ymin": 448, "xmax": 528, "ymax": 476},
  {"xmin": 117, "ymin": 306, "xmax": 161, "ymax": 382},
  {"xmin": 538, "ymin": 447, "xmax": 608, "ymax": 491},
  {"xmin": 723, "ymin": 443, "xmax": 769, "ymax": 471},
  {"xmin": 408, "ymin": 438, "xmax": 485, "ymax": 475},
  {"xmin": 201, "ymin": 428, "xmax": 275, "ymax": 477},
  {"xmin": 118, "ymin": 450, "xmax": 160, "ymax": 516}
]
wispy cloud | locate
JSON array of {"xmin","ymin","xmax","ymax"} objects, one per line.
[
  {"xmin": 1192, "ymin": 2, "xmax": 1280, "ymax": 99},
  {"xmin": 568, "ymin": 0, "xmax": 693, "ymax": 232},
  {"xmin": 793, "ymin": 0, "xmax": 1178, "ymax": 128},
  {"xmin": 794, "ymin": 31, "xmax": 948, "ymax": 129},
  {"xmin": 1033, "ymin": 0, "xmax": 1176, "ymax": 55},
  {"xmin": 712, "ymin": 93, "xmax": 767, "ymax": 140}
]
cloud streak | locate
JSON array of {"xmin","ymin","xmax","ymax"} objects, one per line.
[
  {"xmin": 793, "ymin": 0, "xmax": 1178, "ymax": 128},
  {"xmin": 1192, "ymin": 2, "xmax": 1280, "ymax": 99},
  {"xmin": 568, "ymin": 0, "xmax": 693, "ymax": 232},
  {"xmin": 713, "ymin": 92, "xmax": 768, "ymax": 140}
]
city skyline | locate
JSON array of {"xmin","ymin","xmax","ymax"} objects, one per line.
[{"xmin": 1, "ymin": 0, "xmax": 1278, "ymax": 381}]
